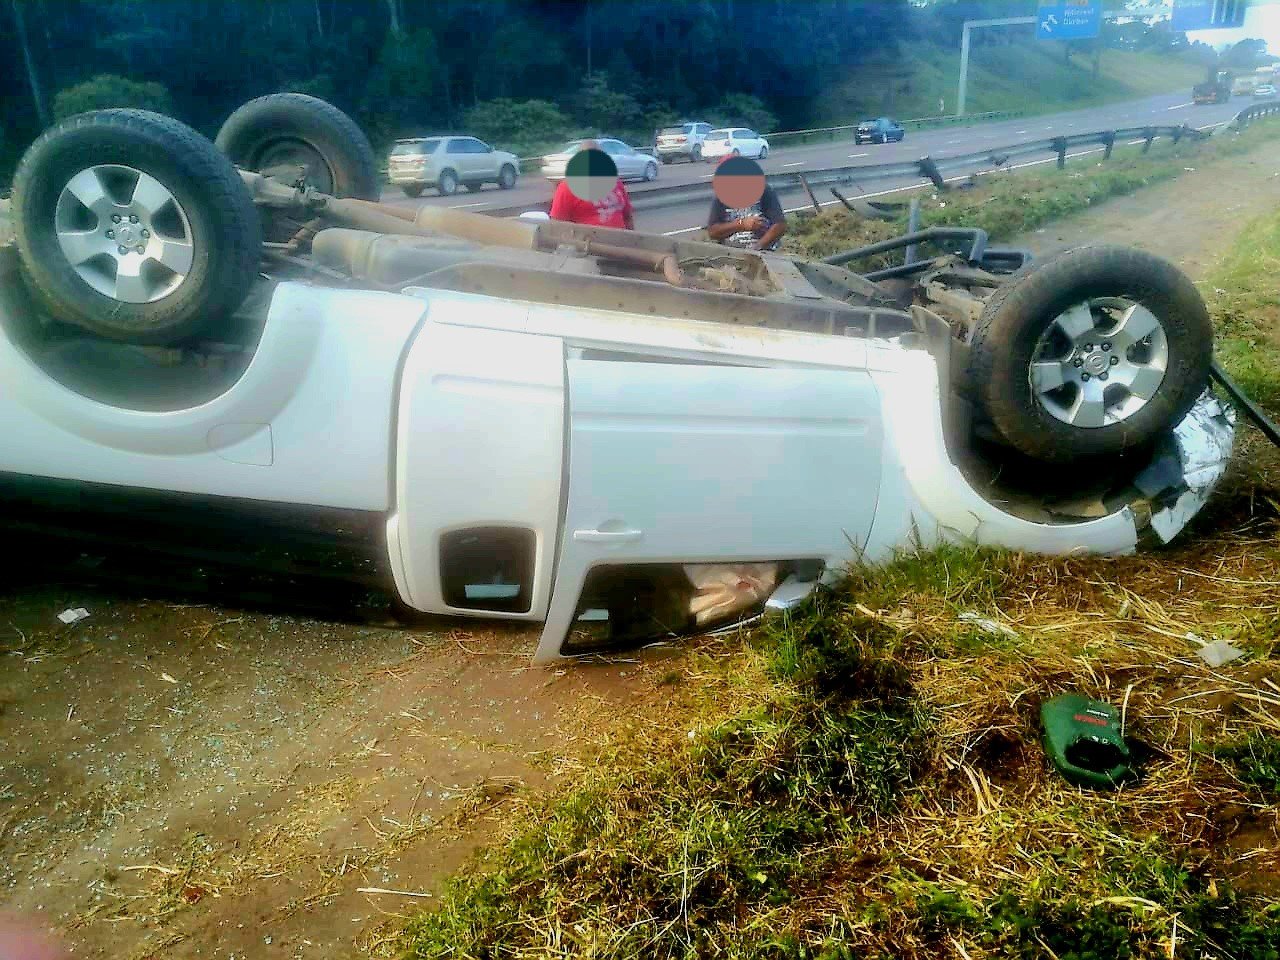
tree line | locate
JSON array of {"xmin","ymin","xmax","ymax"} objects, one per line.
[{"xmin": 0, "ymin": 0, "xmax": 1241, "ymax": 171}]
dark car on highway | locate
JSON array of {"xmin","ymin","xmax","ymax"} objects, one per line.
[{"xmin": 855, "ymin": 117, "xmax": 905, "ymax": 144}]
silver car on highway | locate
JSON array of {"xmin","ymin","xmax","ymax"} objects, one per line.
[
  {"xmin": 387, "ymin": 136, "xmax": 520, "ymax": 198},
  {"xmin": 542, "ymin": 139, "xmax": 660, "ymax": 182}
]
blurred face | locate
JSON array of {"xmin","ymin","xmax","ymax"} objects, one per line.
[
  {"xmin": 713, "ymin": 155, "xmax": 766, "ymax": 208},
  {"xmin": 565, "ymin": 145, "xmax": 618, "ymax": 202}
]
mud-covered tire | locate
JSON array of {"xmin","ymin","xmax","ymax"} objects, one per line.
[
  {"xmin": 215, "ymin": 93, "xmax": 378, "ymax": 200},
  {"xmin": 401, "ymin": 183, "xmax": 424, "ymax": 198},
  {"xmin": 11, "ymin": 109, "xmax": 260, "ymax": 345},
  {"xmin": 968, "ymin": 245, "xmax": 1212, "ymax": 464}
]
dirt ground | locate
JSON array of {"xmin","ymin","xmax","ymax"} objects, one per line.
[
  {"xmin": 0, "ymin": 570, "xmax": 685, "ymax": 960},
  {"xmin": 1008, "ymin": 137, "xmax": 1280, "ymax": 270},
  {"xmin": 2, "ymin": 140, "xmax": 1278, "ymax": 960}
]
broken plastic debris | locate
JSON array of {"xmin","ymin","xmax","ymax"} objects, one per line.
[
  {"xmin": 1197, "ymin": 639, "xmax": 1245, "ymax": 668},
  {"xmin": 57, "ymin": 607, "xmax": 90, "ymax": 625},
  {"xmin": 958, "ymin": 611, "xmax": 1020, "ymax": 640}
]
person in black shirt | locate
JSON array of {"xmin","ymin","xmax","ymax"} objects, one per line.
[{"xmin": 706, "ymin": 155, "xmax": 787, "ymax": 251}]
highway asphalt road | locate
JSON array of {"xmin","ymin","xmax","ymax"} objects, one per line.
[{"xmin": 380, "ymin": 90, "xmax": 1247, "ymax": 236}]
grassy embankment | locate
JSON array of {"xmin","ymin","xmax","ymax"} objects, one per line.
[{"xmin": 389, "ymin": 123, "xmax": 1280, "ymax": 960}]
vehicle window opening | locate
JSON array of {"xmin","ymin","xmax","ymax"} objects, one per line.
[
  {"xmin": 440, "ymin": 526, "xmax": 536, "ymax": 613},
  {"xmin": 561, "ymin": 560, "xmax": 819, "ymax": 656}
]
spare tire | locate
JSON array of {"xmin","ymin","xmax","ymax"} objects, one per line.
[
  {"xmin": 967, "ymin": 245, "xmax": 1212, "ymax": 464},
  {"xmin": 11, "ymin": 109, "xmax": 261, "ymax": 345},
  {"xmin": 215, "ymin": 93, "xmax": 379, "ymax": 200}
]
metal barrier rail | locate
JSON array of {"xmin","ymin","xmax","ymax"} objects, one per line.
[
  {"xmin": 745, "ymin": 109, "xmax": 1021, "ymax": 150},
  {"xmin": 1232, "ymin": 100, "xmax": 1280, "ymax": 126},
  {"xmin": 377, "ymin": 110, "xmax": 1027, "ymax": 180},
  {"xmin": 482, "ymin": 123, "xmax": 1208, "ymax": 218}
]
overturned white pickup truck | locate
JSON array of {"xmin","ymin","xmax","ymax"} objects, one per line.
[{"xmin": 0, "ymin": 97, "xmax": 1234, "ymax": 662}]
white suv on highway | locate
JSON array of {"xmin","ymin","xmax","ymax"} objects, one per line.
[
  {"xmin": 387, "ymin": 136, "xmax": 520, "ymax": 198},
  {"xmin": 656, "ymin": 122, "xmax": 713, "ymax": 163}
]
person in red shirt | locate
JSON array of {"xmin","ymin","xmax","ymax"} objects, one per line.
[{"xmin": 549, "ymin": 141, "xmax": 635, "ymax": 229}]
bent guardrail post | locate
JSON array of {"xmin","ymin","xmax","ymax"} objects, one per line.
[
  {"xmin": 829, "ymin": 187, "xmax": 857, "ymax": 213},
  {"xmin": 822, "ymin": 227, "xmax": 989, "ymax": 268},
  {"xmin": 904, "ymin": 199, "xmax": 922, "ymax": 265},
  {"xmin": 1101, "ymin": 131, "xmax": 1116, "ymax": 160},
  {"xmin": 918, "ymin": 156, "xmax": 948, "ymax": 191},
  {"xmin": 1052, "ymin": 137, "xmax": 1069, "ymax": 169},
  {"xmin": 798, "ymin": 174, "xmax": 821, "ymax": 214},
  {"xmin": 1142, "ymin": 127, "xmax": 1156, "ymax": 154}
]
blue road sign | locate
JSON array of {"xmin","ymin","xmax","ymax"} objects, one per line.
[
  {"xmin": 1037, "ymin": 0, "xmax": 1101, "ymax": 41},
  {"xmin": 1172, "ymin": 0, "xmax": 1248, "ymax": 31}
]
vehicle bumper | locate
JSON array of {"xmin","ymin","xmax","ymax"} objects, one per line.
[
  {"xmin": 388, "ymin": 171, "xmax": 434, "ymax": 186},
  {"xmin": 865, "ymin": 353, "xmax": 1236, "ymax": 558}
]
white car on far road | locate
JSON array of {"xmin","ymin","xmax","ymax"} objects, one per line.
[{"xmin": 702, "ymin": 128, "xmax": 770, "ymax": 161}]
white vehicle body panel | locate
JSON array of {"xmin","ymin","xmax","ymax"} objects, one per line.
[
  {"xmin": 531, "ymin": 356, "xmax": 883, "ymax": 662},
  {"xmin": 865, "ymin": 356, "xmax": 1140, "ymax": 557},
  {"xmin": 0, "ymin": 284, "xmax": 425, "ymax": 510},
  {"xmin": 386, "ymin": 310, "xmax": 564, "ymax": 620}
]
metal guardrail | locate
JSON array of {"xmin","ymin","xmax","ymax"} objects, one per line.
[
  {"xmin": 378, "ymin": 110, "xmax": 1026, "ymax": 180},
  {"xmin": 482, "ymin": 123, "xmax": 1211, "ymax": 219},
  {"xmin": 1231, "ymin": 99, "xmax": 1280, "ymax": 126},
  {"xmin": 736, "ymin": 109, "xmax": 1021, "ymax": 151}
]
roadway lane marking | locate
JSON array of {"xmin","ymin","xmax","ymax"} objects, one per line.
[
  {"xmin": 848, "ymin": 152, "xmax": 869, "ymax": 158},
  {"xmin": 448, "ymin": 201, "xmax": 489, "ymax": 209},
  {"xmin": 1167, "ymin": 101, "xmax": 1194, "ymax": 110},
  {"xmin": 783, "ymin": 162, "xmax": 804, "ymax": 167},
  {"xmin": 1017, "ymin": 129, "xmax": 1029, "ymax": 134}
]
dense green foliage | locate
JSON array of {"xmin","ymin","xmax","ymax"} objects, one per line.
[
  {"xmin": 2, "ymin": 0, "xmax": 1219, "ymax": 172},
  {"xmin": 52, "ymin": 73, "xmax": 173, "ymax": 122}
]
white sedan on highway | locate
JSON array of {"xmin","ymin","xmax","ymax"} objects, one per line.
[
  {"xmin": 702, "ymin": 128, "xmax": 770, "ymax": 160},
  {"xmin": 542, "ymin": 139, "xmax": 660, "ymax": 182}
]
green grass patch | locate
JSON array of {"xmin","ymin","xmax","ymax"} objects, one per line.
[
  {"xmin": 1214, "ymin": 734, "xmax": 1280, "ymax": 799},
  {"xmin": 401, "ymin": 594, "xmax": 932, "ymax": 958},
  {"xmin": 1207, "ymin": 204, "xmax": 1280, "ymax": 412}
]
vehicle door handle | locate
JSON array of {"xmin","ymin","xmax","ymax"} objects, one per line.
[{"xmin": 573, "ymin": 528, "xmax": 643, "ymax": 544}]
